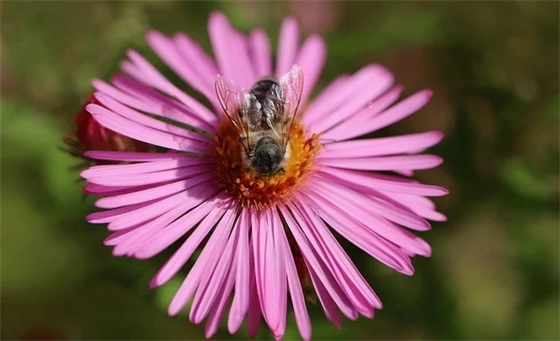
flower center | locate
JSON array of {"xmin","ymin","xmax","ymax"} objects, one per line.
[{"xmin": 212, "ymin": 119, "xmax": 321, "ymax": 210}]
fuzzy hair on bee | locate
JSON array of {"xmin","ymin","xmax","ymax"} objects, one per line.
[{"xmin": 215, "ymin": 65, "xmax": 304, "ymax": 176}]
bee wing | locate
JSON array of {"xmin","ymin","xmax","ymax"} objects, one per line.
[
  {"xmin": 215, "ymin": 74, "xmax": 251, "ymax": 152},
  {"xmin": 278, "ymin": 65, "xmax": 304, "ymax": 147}
]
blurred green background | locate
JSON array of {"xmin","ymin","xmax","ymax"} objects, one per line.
[{"xmin": 1, "ymin": 1, "xmax": 558, "ymax": 340}]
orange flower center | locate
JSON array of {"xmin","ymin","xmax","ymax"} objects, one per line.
[{"xmin": 212, "ymin": 119, "xmax": 321, "ymax": 210}]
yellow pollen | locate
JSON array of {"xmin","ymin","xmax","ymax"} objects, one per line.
[{"xmin": 212, "ymin": 119, "xmax": 321, "ymax": 210}]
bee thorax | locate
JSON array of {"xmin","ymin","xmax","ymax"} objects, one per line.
[{"xmin": 248, "ymin": 79, "xmax": 284, "ymax": 128}]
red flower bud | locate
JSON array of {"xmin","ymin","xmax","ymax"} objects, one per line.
[{"xmin": 63, "ymin": 94, "xmax": 152, "ymax": 161}]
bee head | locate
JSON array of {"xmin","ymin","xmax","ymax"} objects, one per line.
[{"xmin": 251, "ymin": 136, "xmax": 284, "ymax": 175}]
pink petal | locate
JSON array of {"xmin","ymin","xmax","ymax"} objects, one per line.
[
  {"xmin": 90, "ymin": 164, "xmax": 210, "ymax": 187},
  {"xmin": 304, "ymin": 74, "xmax": 348, "ymax": 120},
  {"xmin": 318, "ymin": 154, "xmax": 444, "ymax": 171},
  {"xmin": 86, "ymin": 102, "xmax": 209, "ymax": 154},
  {"xmin": 307, "ymin": 184, "xmax": 431, "ymax": 257},
  {"xmin": 320, "ymin": 131, "xmax": 444, "ymax": 158},
  {"xmin": 252, "ymin": 210, "xmax": 287, "ymax": 335},
  {"xmin": 82, "ymin": 156, "xmax": 212, "ymax": 187},
  {"xmin": 365, "ymin": 86, "xmax": 405, "ymax": 118},
  {"xmin": 296, "ymin": 201, "xmax": 382, "ymax": 311},
  {"xmin": 314, "ymin": 174, "xmax": 431, "ymax": 231},
  {"xmin": 204, "ymin": 264, "xmax": 236, "ymax": 338},
  {"xmin": 112, "ymin": 74, "xmax": 215, "ymax": 130},
  {"xmin": 93, "ymin": 92, "xmax": 211, "ymax": 144},
  {"xmin": 276, "ymin": 17, "xmax": 299, "ymax": 76},
  {"xmin": 82, "ymin": 157, "xmax": 192, "ymax": 178},
  {"xmin": 302, "ymin": 190, "xmax": 415, "ymax": 274},
  {"xmin": 149, "ymin": 206, "xmax": 226, "ymax": 288},
  {"xmin": 146, "ymin": 31, "xmax": 219, "ymax": 109},
  {"xmin": 175, "ymin": 33, "xmax": 221, "ymax": 96},
  {"xmin": 94, "ymin": 76, "xmax": 215, "ymax": 133},
  {"xmin": 247, "ymin": 242, "xmax": 262, "ymax": 338},
  {"xmin": 95, "ymin": 173, "xmax": 214, "ymax": 209},
  {"xmin": 278, "ymin": 205, "xmax": 357, "ymax": 319},
  {"xmin": 318, "ymin": 167, "xmax": 448, "ymax": 197},
  {"xmin": 87, "ymin": 200, "xmax": 157, "ymax": 224},
  {"xmin": 121, "ymin": 50, "xmax": 216, "ymax": 123},
  {"xmin": 83, "ymin": 151, "xmax": 181, "ymax": 162},
  {"xmin": 277, "ymin": 221, "xmax": 311, "ymax": 341},
  {"xmin": 395, "ymin": 169, "xmax": 415, "ymax": 177},
  {"xmin": 104, "ymin": 225, "xmax": 139, "ymax": 246},
  {"xmin": 303, "ymin": 64, "xmax": 392, "ymax": 129},
  {"xmin": 322, "ymin": 89, "xmax": 433, "ymax": 141},
  {"xmin": 91, "ymin": 195, "xmax": 180, "ymax": 229},
  {"xmin": 307, "ymin": 266, "xmax": 342, "ymax": 327},
  {"xmin": 295, "ymin": 35, "xmax": 326, "ymax": 106},
  {"xmin": 363, "ymin": 88, "xmax": 433, "ymax": 131},
  {"xmin": 208, "ymin": 12, "xmax": 255, "ymax": 88},
  {"xmin": 307, "ymin": 66, "xmax": 393, "ymax": 134},
  {"xmin": 228, "ymin": 210, "xmax": 251, "ymax": 333},
  {"xmin": 111, "ymin": 200, "xmax": 206, "ymax": 256},
  {"xmin": 249, "ymin": 29, "xmax": 272, "ymax": 78},
  {"xmin": 190, "ymin": 212, "xmax": 239, "ymax": 323},
  {"xmin": 85, "ymin": 183, "xmax": 144, "ymax": 196},
  {"xmin": 103, "ymin": 202, "xmax": 176, "ymax": 232},
  {"xmin": 167, "ymin": 207, "xmax": 236, "ymax": 315},
  {"xmin": 106, "ymin": 181, "xmax": 216, "ymax": 231},
  {"xmin": 131, "ymin": 190, "xmax": 222, "ymax": 259},
  {"xmin": 382, "ymin": 192, "xmax": 448, "ymax": 222},
  {"xmin": 290, "ymin": 201, "xmax": 380, "ymax": 315},
  {"xmin": 322, "ymin": 86, "xmax": 403, "ymax": 140},
  {"xmin": 271, "ymin": 210, "xmax": 288, "ymax": 339}
]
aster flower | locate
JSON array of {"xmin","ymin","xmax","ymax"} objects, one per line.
[{"xmin": 81, "ymin": 12, "xmax": 447, "ymax": 340}]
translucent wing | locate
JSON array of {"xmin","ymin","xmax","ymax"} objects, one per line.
[
  {"xmin": 278, "ymin": 65, "xmax": 304, "ymax": 147},
  {"xmin": 215, "ymin": 74, "xmax": 251, "ymax": 153}
]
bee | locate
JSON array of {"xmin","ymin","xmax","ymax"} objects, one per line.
[{"xmin": 215, "ymin": 65, "xmax": 304, "ymax": 176}]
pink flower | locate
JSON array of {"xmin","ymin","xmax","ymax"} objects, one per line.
[{"xmin": 81, "ymin": 11, "xmax": 447, "ymax": 340}]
